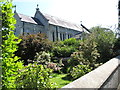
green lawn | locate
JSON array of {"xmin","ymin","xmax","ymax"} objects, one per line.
[{"xmin": 50, "ymin": 73, "xmax": 73, "ymax": 88}]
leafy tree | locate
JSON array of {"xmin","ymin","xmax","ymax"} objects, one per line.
[
  {"xmin": 1, "ymin": 0, "xmax": 24, "ymax": 88},
  {"xmin": 1, "ymin": 1, "xmax": 16, "ymax": 37},
  {"xmin": 89, "ymin": 26, "xmax": 116, "ymax": 63},
  {"xmin": 1, "ymin": 1, "xmax": 56, "ymax": 89}
]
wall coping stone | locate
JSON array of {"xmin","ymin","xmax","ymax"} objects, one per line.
[{"xmin": 61, "ymin": 56, "xmax": 120, "ymax": 88}]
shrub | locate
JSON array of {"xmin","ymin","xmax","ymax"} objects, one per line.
[
  {"xmin": 52, "ymin": 38, "xmax": 81, "ymax": 58},
  {"xmin": 47, "ymin": 62, "xmax": 62, "ymax": 73},
  {"xmin": 34, "ymin": 51, "xmax": 51, "ymax": 64},
  {"xmin": 33, "ymin": 51, "xmax": 63, "ymax": 73},
  {"xmin": 16, "ymin": 33, "xmax": 53, "ymax": 64},
  {"xmin": 63, "ymin": 38, "xmax": 81, "ymax": 47},
  {"xmin": 69, "ymin": 36, "xmax": 100, "ymax": 68},
  {"xmin": 16, "ymin": 62, "xmax": 56, "ymax": 89},
  {"xmin": 52, "ymin": 46, "xmax": 76, "ymax": 57},
  {"xmin": 68, "ymin": 65, "xmax": 92, "ymax": 80},
  {"xmin": 61, "ymin": 37, "xmax": 100, "ymax": 73}
]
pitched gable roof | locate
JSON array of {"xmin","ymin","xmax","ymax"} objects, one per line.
[
  {"xmin": 17, "ymin": 13, "xmax": 43, "ymax": 25},
  {"xmin": 17, "ymin": 13, "xmax": 82, "ymax": 31},
  {"xmin": 43, "ymin": 13, "xmax": 82, "ymax": 31}
]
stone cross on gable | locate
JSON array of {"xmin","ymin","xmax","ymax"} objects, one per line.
[
  {"xmin": 36, "ymin": 4, "xmax": 39, "ymax": 11},
  {"xmin": 14, "ymin": 5, "xmax": 16, "ymax": 13}
]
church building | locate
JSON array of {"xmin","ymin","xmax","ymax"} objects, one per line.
[{"xmin": 14, "ymin": 6, "xmax": 84, "ymax": 41}]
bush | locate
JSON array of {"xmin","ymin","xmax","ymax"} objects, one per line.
[
  {"xmin": 52, "ymin": 46, "xmax": 76, "ymax": 57},
  {"xmin": 61, "ymin": 36, "xmax": 100, "ymax": 73},
  {"xmin": 16, "ymin": 33, "xmax": 53, "ymax": 64},
  {"xmin": 47, "ymin": 62, "xmax": 62, "ymax": 73},
  {"xmin": 33, "ymin": 51, "xmax": 63, "ymax": 73},
  {"xmin": 70, "ymin": 36, "xmax": 100, "ymax": 68},
  {"xmin": 16, "ymin": 62, "xmax": 56, "ymax": 89},
  {"xmin": 52, "ymin": 38, "xmax": 81, "ymax": 58},
  {"xmin": 34, "ymin": 51, "xmax": 51, "ymax": 64},
  {"xmin": 68, "ymin": 65, "xmax": 92, "ymax": 80},
  {"xmin": 63, "ymin": 38, "xmax": 81, "ymax": 47}
]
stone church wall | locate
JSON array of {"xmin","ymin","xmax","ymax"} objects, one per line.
[
  {"xmin": 48, "ymin": 24, "xmax": 80, "ymax": 41},
  {"xmin": 14, "ymin": 13, "xmax": 23, "ymax": 36}
]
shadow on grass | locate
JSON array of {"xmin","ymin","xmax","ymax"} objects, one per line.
[{"xmin": 62, "ymin": 74, "xmax": 74, "ymax": 81}]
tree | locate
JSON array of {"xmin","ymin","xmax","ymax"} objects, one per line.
[
  {"xmin": 89, "ymin": 26, "xmax": 116, "ymax": 63},
  {"xmin": 1, "ymin": 0, "xmax": 23, "ymax": 88},
  {"xmin": 1, "ymin": 1, "xmax": 56, "ymax": 89}
]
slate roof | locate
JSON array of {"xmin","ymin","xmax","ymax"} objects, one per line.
[
  {"xmin": 43, "ymin": 13, "xmax": 82, "ymax": 31},
  {"xmin": 18, "ymin": 13, "xmax": 82, "ymax": 31},
  {"xmin": 18, "ymin": 13, "xmax": 43, "ymax": 25}
]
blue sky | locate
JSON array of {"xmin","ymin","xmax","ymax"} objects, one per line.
[{"xmin": 13, "ymin": 0, "xmax": 118, "ymax": 29}]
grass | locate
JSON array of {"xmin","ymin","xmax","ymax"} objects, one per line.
[{"xmin": 50, "ymin": 73, "xmax": 73, "ymax": 88}]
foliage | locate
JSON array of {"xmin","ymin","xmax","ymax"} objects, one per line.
[
  {"xmin": 52, "ymin": 38, "xmax": 81, "ymax": 57},
  {"xmin": 1, "ymin": 1, "xmax": 24, "ymax": 88},
  {"xmin": 47, "ymin": 62, "xmax": 62, "ymax": 73},
  {"xmin": 16, "ymin": 33, "xmax": 53, "ymax": 64},
  {"xmin": 61, "ymin": 36, "xmax": 100, "ymax": 73},
  {"xmin": 34, "ymin": 51, "xmax": 51, "ymax": 64},
  {"xmin": 52, "ymin": 46, "xmax": 76, "ymax": 57},
  {"xmin": 68, "ymin": 65, "xmax": 92, "ymax": 80},
  {"xmin": 113, "ymin": 37, "xmax": 120, "ymax": 56},
  {"xmin": 70, "ymin": 36, "xmax": 100, "ymax": 67},
  {"xmin": 1, "ymin": 1, "xmax": 16, "ymax": 36},
  {"xmin": 63, "ymin": 38, "xmax": 81, "ymax": 47},
  {"xmin": 2, "ymin": 32, "xmax": 23, "ymax": 88},
  {"xmin": 16, "ymin": 62, "xmax": 56, "ymax": 89},
  {"xmin": 89, "ymin": 26, "xmax": 116, "ymax": 63},
  {"xmin": 33, "ymin": 51, "xmax": 63, "ymax": 73}
]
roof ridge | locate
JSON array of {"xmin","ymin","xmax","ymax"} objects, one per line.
[
  {"xmin": 18, "ymin": 13, "xmax": 33, "ymax": 18},
  {"xmin": 43, "ymin": 13, "xmax": 79, "ymax": 26}
]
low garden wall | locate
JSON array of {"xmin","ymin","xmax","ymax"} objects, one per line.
[{"xmin": 61, "ymin": 56, "xmax": 120, "ymax": 89}]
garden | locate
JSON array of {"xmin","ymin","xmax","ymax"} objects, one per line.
[{"xmin": 1, "ymin": 0, "xmax": 120, "ymax": 89}]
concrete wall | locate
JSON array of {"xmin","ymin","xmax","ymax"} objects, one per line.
[{"xmin": 61, "ymin": 56, "xmax": 120, "ymax": 89}]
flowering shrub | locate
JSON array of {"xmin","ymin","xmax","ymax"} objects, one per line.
[
  {"xmin": 34, "ymin": 51, "xmax": 51, "ymax": 64},
  {"xmin": 47, "ymin": 62, "xmax": 61, "ymax": 72}
]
